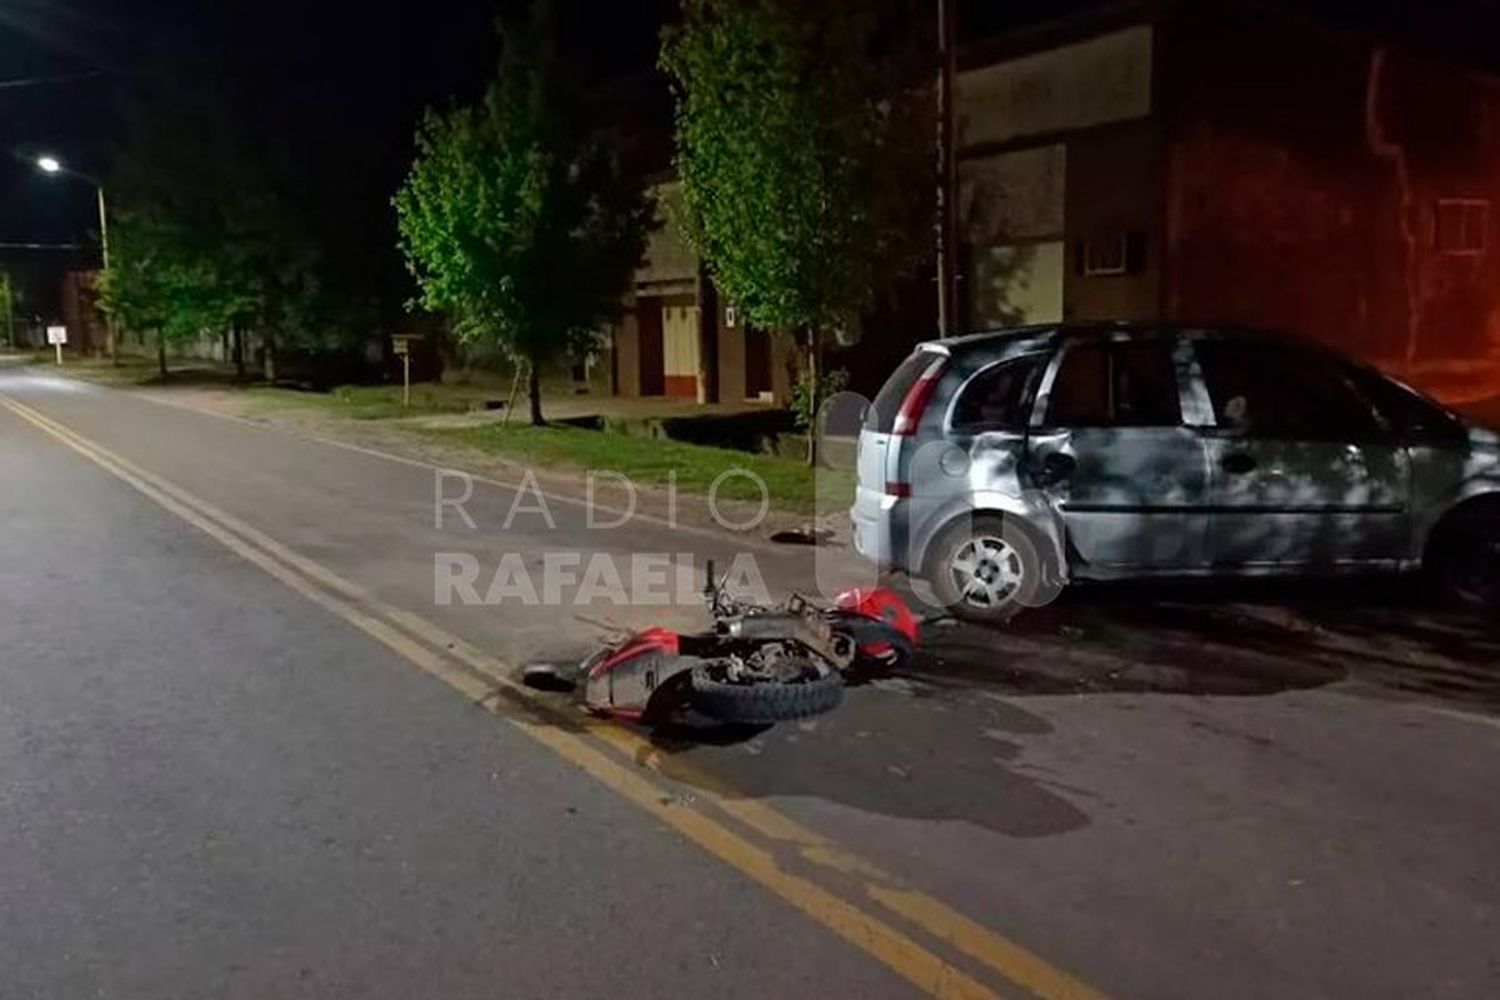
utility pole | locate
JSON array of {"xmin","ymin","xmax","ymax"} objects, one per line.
[
  {"xmin": 934, "ymin": 0, "xmax": 958, "ymax": 338},
  {"xmin": 33, "ymin": 155, "xmax": 116, "ymax": 361},
  {"xmin": 1, "ymin": 273, "xmax": 14, "ymax": 349},
  {"xmin": 95, "ymin": 184, "xmax": 116, "ymax": 363}
]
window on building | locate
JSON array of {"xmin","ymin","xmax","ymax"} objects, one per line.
[
  {"xmin": 1435, "ymin": 199, "xmax": 1489, "ymax": 256},
  {"xmin": 1046, "ymin": 339, "xmax": 1182, "ymax": 427},
  {"xmin": 1077, "ymin": 230, "xmax": 1147, "ymax": 276}
]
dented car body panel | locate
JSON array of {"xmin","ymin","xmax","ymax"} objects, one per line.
[{"xmin": 853, "ymin": 323, "xmax": 1500, "ymax": 583}]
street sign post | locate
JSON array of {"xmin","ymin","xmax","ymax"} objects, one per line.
[
  {"xmin": 46, "ymin": 325, "xmax": 67, "ymax": 365},
  {"xmin": 392, "ymin": 336, "xmax": 420, "ymax": 408}
]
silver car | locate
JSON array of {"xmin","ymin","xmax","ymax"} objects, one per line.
[{"xmin": 851, "ymin": 324, "xmax": 1500, "ymax": 621}]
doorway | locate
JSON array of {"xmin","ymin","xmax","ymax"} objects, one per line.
[
  {"xmin": 637, "ymin": 299, "xmax": 664, "ymax": 396},
  {"xmin": 745, "ymin": 326, "xmax": 772, "ymax": 400}
]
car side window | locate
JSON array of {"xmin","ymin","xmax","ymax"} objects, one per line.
[
  {"xmin": 950, "ymin": 355, "xmax": 1046, "ymax": 432},
  {"xmin": 1113, "ymin": 341, "xmax": 1183, "ymax": 426},
  {"xmin": 1345, "ymin": 367, "xmax": 1467, "ymax": 443},
  {"xmin": 1046, "ymin": 340, "xmax": 1182, "ymax": 427},
  {"xmin": 1194, "ymin": 340, "xmax": 1385, "ymax": 440}
]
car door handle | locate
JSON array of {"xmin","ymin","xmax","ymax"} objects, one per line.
[
  {"xmin": 1220, "ymin": 452, "xmax": 1258, "ymax": 475},
  {"xmin": 1033, "ymin": 451, "xmax": 1076, "ymax": 487}
]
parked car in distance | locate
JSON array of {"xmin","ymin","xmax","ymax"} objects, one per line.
[{"xmin": 851, "ymin": 324, "xmax": 1500, "ymax": 622}]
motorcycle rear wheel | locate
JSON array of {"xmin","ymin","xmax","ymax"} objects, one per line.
[{"xmin": 689, "ymin": 664, "xmax": 844, "ymax": 724}]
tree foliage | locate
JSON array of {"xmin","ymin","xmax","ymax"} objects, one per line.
[
  {"xmin": 661, "ymin": 0, "xmax": 928, "ymax": 334},
  {"xmin": 393, "ymin": 3, "xmax": 650, "ymax": 424},
  {"xmin": 99, "ymin": 202, "xmax": 248, "ymax": 367},
  {"xmin": 97, "ymin": 91, "xmax": 333, "ymax": 378},
  {"xmin": 0, "ymin": 271, "xmax": 17, "ymax": 346}
]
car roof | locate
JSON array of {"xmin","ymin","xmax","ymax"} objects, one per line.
[{"xmin": 924, "ymin": 322, "xmax": 1326, "ymax": 356}]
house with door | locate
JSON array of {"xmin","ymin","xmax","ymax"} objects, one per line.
[
  {"xmin": 608, "ymin": 179, "xmax": 796, "ymax": 405},
  {"xmin": 953, "ymin": 0, "xmax": 1500, "ymax": 404},
  {"xmin": 611, "ymin": 1, "xmax": 1500, "ymax": 410}
]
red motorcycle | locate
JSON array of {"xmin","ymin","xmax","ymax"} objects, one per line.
[{"xmin": 527, "ymin": 564, "xmax": 919, "ymax": 726}]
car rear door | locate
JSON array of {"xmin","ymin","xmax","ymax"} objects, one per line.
[
  {"xmin": 1026, "ymin": 332, "xmax": 1214, "ymax": 571},
  {"xmin": 1188, "ymin": 335, "xmax": 1411, "ymax": 569}
]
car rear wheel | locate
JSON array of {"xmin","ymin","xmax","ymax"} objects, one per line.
[
  {"xmin": 925, "ymin": 514, "xmax": 1052, "ymax": 624},
  {"xmin": 1431, "ymin": 503, "xmax": 1500, "ymax": 609}
]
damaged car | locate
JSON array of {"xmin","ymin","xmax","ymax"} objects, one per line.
[{"xmin": 852, "ymin": 324, "xmax": 1500, "ymax": 621}]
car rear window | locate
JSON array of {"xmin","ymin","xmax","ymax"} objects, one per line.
[{"xmin": 866, "ymin": 350, "xmax": 941, "ymax": 433}]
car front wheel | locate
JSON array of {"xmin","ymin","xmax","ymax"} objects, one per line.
[{"xmin": 1431, "ymin": 502, "xmax": 1500, "ymax": 609}]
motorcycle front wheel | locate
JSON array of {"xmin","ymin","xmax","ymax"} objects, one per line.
[{"xmin": 688, "ymin": 662, "xmax": 844, "ymax": 724}]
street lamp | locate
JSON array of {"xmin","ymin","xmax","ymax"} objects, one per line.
[{"xmin": 34, "ymin": 153, "xmax": 115, "ymax": 360}]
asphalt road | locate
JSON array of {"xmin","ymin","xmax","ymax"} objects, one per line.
[
  {"xmin": 0, "ymin": 376, "xmax": 906, "ymax": 999},
  {"xmin": 3, "ymin": 367, "xmax": 1499, "ymax": 999}
]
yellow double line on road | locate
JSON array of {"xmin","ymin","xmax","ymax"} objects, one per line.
[{"xmin": 0, "ymin": 390, "xmax": 1114, "ymax": 1000}]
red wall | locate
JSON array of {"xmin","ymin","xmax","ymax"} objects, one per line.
[{"xmin": 1162, "ymin": 5, "xmax": 1500, "ymax": 403}]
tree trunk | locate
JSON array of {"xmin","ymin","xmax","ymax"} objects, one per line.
[
  {"xmin": 501, "ymin": 364, "xmax": 523, "ymax": 429},
  {"xmin": 695, "ymin": 264, "xmax": 719, "ymax": 404},
  {"xmin": 232, "ymin": 322, "xmax": 246, "ymax": 382},
  {"xmin": 262, "ymin": 331, "xmax": 277, "ymax": 383},
  {"xmin": 805, "ymin": 328, "xmax": 820, "ymax": 467},
  {"xmin": 527, "ymin": 361, "xmax": 543, "ymax": 426},
  {"xmin": 156, "ymin": 333, "xmax": 168, "ymax": 378}
]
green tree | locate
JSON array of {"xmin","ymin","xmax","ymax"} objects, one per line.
[
  {"xmin": 98, "ymin": 199, "xmax": 253, "ymax": 376},
  {"xmin": 98, "ymin": 90, "xmax": 333, "ymax": 380},
  {"xmin": 0, "ymin": 271, "xmax": 16, "ymax": 348},
  {"xmin": 662, "ymin": 0, "xmax": 928, "ymax": 462},
  {"xmin": 393, "ymin": 4, "xmax": 649, "ymax": 425}
]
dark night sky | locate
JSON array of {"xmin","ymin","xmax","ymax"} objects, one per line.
[
  {"xmin": 0, "ymin": 0, "xmax": 672, "ymax": 313},
  {"xmin": 6, "ymin": 0, "xmax": 1500, "ymax": 313}
]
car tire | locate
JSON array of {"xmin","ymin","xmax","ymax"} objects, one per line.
[
  {"xmin": 1430, "ymin": 502, "xmax": 1500, "ymax": 610},
  {"xmin": 923, "ymin": 513, "xmax": 1054, "ymax": 624}
]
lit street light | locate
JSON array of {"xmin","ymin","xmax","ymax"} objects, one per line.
[{"xmin": 34, "ymin": 153, "xmax": 116, "ymax": 360}]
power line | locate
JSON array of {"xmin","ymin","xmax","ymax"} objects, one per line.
[
  {"xmin": 0, "ymin": 242, "xmax": 84, "ymax": 250},
  {"xmin": 0, "ymin": 71, "xmax": 103, "ymax": 91}
]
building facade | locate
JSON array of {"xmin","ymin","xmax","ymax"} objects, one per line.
[
  {"xmin": 957, "ymin": 1, "xmax": 1500, "ymax": 402},
  {"xmin": 611, "ymin": 3, "xmax": 1500, "ymax": 408},
  {"xmin": 59, "ymin": 269, "xmax": 107, "ymax": 354},
  {"xmin": 609, "ymin": 180, "xmax": 796, "ymax": 404}
]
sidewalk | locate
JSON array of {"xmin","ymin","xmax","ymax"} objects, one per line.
[{"xmin": 69, "ymin": 373, "xmax": 858, "ymax": 549}]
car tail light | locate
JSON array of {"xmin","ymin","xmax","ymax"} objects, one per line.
[
  {"xmin": 884, "ymin": 481, "xmax": 911, "ymax": 498},
  {"xmin": 892, "ymin": 356, "xmax": 948, "ymax": 436}
]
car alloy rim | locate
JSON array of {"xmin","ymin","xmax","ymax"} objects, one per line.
[{"xmin": 949, "ymin": 534, "xmax": 1023, "ymax": 608}]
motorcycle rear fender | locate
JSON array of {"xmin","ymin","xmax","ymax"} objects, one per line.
[{"xmin": 583, "ymin": 628, "xmax": 697, "ymax": 721}]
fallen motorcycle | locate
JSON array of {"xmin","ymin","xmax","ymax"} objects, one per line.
[{"xmin": 525, "ymin": 563, "xmax": 919, "ymax": 726}]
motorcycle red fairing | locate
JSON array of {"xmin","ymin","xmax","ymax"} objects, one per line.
[
  {"xmin": 579, "ymin": 586, "xmax": 918, "ymax": 724},
  {"xmin": 581, "ymin": 627, "xmax": 690, "ymax": 723}
]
